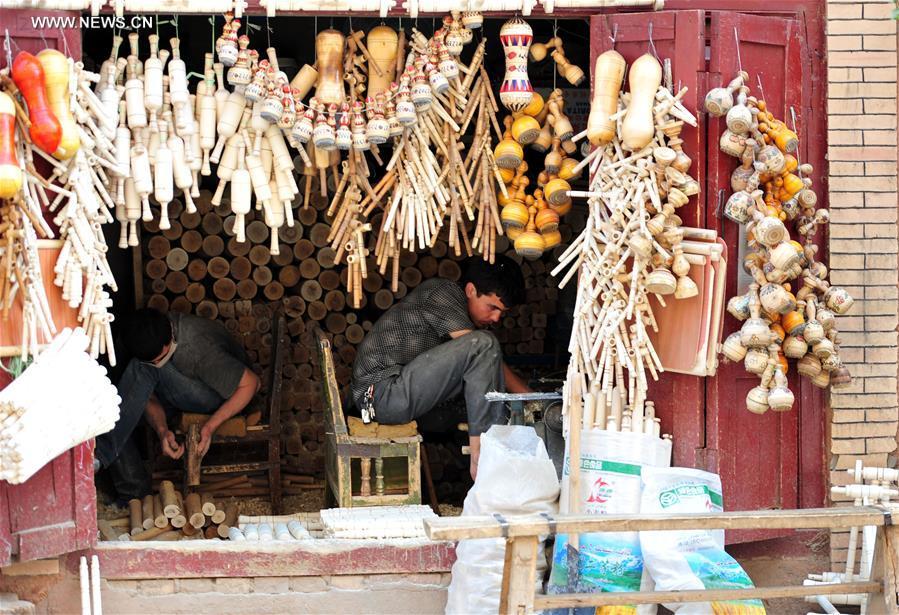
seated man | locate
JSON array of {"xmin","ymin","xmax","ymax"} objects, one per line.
[
  {"xmin": 95, "ymin": 308, "xmax": 260, "ymax": 500},
  {"xmin": 351, "ymin": 256, "xmax": 530, "ymax": 480}
]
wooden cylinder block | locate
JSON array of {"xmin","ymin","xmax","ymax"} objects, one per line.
[
  {"xmin": 213, "ymin": 278, "xmax": 237, "ymax": 301},
  {"xmin": 187, "ymin": 259, "xmax": 207, "ymax": 281},
  {"xmin": 418, "ymin": 255, "xmax": 438, "ymax": 278},
  {"xmin": 246, "ymin": 220, "xmax": 269, "ymax": 244},
  {"xmin": 161, "ymin": 220, "xmax": 183, "ymax": 241},
  {"xmin": 181, "ymin": 230, "xmax": 203, "ymax": 253},
  {"xmin": 252, "ymin": 265, "xmax": 273, "ymax": 286},
  {"xmin": 202, "ymin": 212, "xmax": 223, "ymax": 235},
  {"xmin": 283, "ymin": 296, "xmax": 306, "ymax": 318},
  {"xmin": 180, "ymin": 211, "xmax": 201, "ymax": 230},
  {"xmin": 438, "ymin": 260, "xmax": 461, "ymax": 281},
  {"xmin": 147, "ymin": 294, "xmax": 169, "ymax": 312},
  {"xmin": 146, "ymin": 259, "xmax": 167, "ymax": 280},
  {"xmin": 186, "ymin": 283, "xmax": 205, "ymax": 303},
  {"xmin": 222, "ymin": 215, "xmax": 237, "ymax": 237},
  {"xmin": 298, "ymin": 206, "xmax": 317, "ymax": 226},
  {"xmin": 294, "ymin": 239, "xmax": 315, "ymax": 261},
  {"xmin": 279, "ymin": 266, "xmax": 301, "ymax": 288},
  {"xmin": 324, "ymin": 290, "xmax": 346, "ymax": 312},
  {"xmin": 374, "ymin": 289, "xmax": 394, "ymax": 310},
  {"xmin": 202, "ymin": 235, "xmax": 225, "ymax": 257},
  {"xmin": 272, "ymin": 247, "xmax": 293, "ymax": 267},
  {"xmin": 319, "ymin": 269, "xmax": 340, "ymax": 290},
  {"xmin": 147, "ymin": 236, "xmax": 171, "ymax": 260},
  {"xmin": 278, "ymin": 225, "xmax": 302, "ymax": 244},
  {"xmin": 300, "ymin": 259, "xmax": 320, "ymax": 279},
  {"xmin": 317, "ymin": 247, "xmax": 336, "ymax": 269},
  {"xmin": 430, "ymin": 240, "xmax": 448, "ymax": 258},
  {"xmin": 325, "ymin": 312, "xmax": 347, "ymax": 334},
  {"xmin": 227, "ymin": 236, "xmax": 251, "ymax": 257},
  {"xmin": 237, "ymin": 279, "xmax": 258, "ymax": 299},
  {"xmin": 362, "ymin": 271, "xmax": 383, "ymax": 293},
  {"xmin": 196, "ymin": 300, "xmax": 218, "ymax": 320},
  {"xmin": 165, "ymin": 271, "xmax": 189, "ymax": 294},
  {"xmin": 249, "ymin": 245, "xmax": 271, "ymax": 267},
  {"xmin": 345, "ymin": 323, "xmax": 365, "ymax": 344},
  {"xmin": 207, "ymin": 256, "xmax": 230, "ymax": 279},
  {"xmin": 166, "ymin": 248, "xmax": 189, "ymax": 271},
  {"xmin": 300, "ymin": 280, "xmax": 322, "ymax": 302},
  {"xmin": 309, "ymin": 223, "xmax": 331, "ymax": 248},
  {"xmin": 230, "ymin": 256, "xmax": 252, "ymax": 280},
  {"xmin": 264, "ymin": 282, "xmax": 284, "ymax": 301},
  {"xmin": 170, "ymin": 296, "xmax": 191, "ymax": 313},
  {"xmin": 307, "ymin": 300, "xmax": 327, "ymax": 321}
]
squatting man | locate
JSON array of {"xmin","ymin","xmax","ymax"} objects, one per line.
[{"xmin": 352, "ymin": 256, "xmax": 533, "ymax": 480}]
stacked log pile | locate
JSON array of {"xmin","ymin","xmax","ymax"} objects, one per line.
[
  {"xmin": 138, "ymin": 180, "xmax": 568, "ymax": 481},
  {"xmin": 99, "ymin": 480, "xmax": 239, "ymax": 541}
]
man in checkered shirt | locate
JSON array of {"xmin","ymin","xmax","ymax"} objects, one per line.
[{"xmin": 352, "ymin": 256, "xmax": 532, "ymax": 480}]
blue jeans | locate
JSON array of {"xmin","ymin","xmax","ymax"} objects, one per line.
[{"xmin": 95, "ymin": 359, "xmax": 224, "ymax": 469}]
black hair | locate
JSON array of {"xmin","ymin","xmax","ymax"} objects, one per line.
[
  {"xmin": 460, "ymin": 255, "xmax": 526, "ymax": 308},
  {"xmin": 122, "ymin": 308, "xmax": 172, "ymax": 361}
]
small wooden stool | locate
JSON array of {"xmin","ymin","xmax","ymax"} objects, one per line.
[{"xmin": 318, "ymin": 334, "xmax": 423, "ymax": 507}]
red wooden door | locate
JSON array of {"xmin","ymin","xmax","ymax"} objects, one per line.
[
  {"xmin": 590, "ymin": 10, "xmax": 826, "ymax": 541},
  {"xmin": 0, "ymin": 10, "xmax": 95, "ymax": 567},
  {"xmin": 704, "ymin": 13, "xmax": 827, "ymax": 541},
  {"xmin": 590, "ymin": 10, "xmax": 708, "ymax": 471}
]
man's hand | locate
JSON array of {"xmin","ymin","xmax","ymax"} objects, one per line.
[
  {"xmin": 198, "ymin": 423, "xmax": 216, "ymax": 458},
  {"xmin": 159, "ymin": 430, "xmax": 184, "ymax": 459},
  {"xmin": 470, "ymin": 459, "xmax": 478, "ymax": 482}
]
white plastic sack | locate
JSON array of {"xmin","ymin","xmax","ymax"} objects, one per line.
[
  {"xmin": 445, "ymin": 425, "xmax": 560, "ymax": 615},
  {"xmin": 548, "ymin": 430, "xmax": 671, "ymax": 615},
  {"xmin": 639, "ymin": 467, "xmax": 766, "ymax": 615}
]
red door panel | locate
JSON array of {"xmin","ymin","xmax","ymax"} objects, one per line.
[
  {"xmin": 705, "ymin": 12, "xmax": 822, "ymax": 541},
  {"xmin": 590, "ymin": 11, "xmax": 707, "ymax": 470},
  {"xmin": 0, "ymin": 11, "xmax": 94, "ymax": 566}
]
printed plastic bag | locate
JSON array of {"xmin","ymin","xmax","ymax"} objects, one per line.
[
  {"xmin": 445, "ymin": 425, "xmax": 560, "ymax": 615},
  {"xmin": 547, "ymin": 430, "xmax": 671, "ymax": 615},
  {"xmin": 639, "ymin": 467, "xmax": 766, "ymax": 615}
]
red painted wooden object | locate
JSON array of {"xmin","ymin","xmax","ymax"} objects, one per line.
[{"xmin": 0, "ymin": 13, "xmax": 94, "ymax": 568}]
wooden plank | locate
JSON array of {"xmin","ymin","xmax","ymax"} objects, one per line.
[
  {"xmin": 424, "ymin": 507, "xmax": 890, "ymax": 541},
  {"xmin": 534, "ymin": 582, "xmax": 883, "ymax": 609},
  {"xmin": 499, "ymin": 536, "xmax": 539, "ymax": 615},
  {"xmin": 347, "ymin": 417, "xmax": 419, "ymax": 439}
]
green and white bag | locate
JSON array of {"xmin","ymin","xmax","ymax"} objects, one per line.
[{"xmin": 639, "ymin": 467, "xmax": 766, "ymax": 615}]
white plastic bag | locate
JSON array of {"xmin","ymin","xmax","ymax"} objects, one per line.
[
  {"xmin": 639, "ymin": 467, "xmax": 766, "ymax": 615},
  {"xmin": 445, "ymin": 425, "xmax": 560, "ymax": 615}
]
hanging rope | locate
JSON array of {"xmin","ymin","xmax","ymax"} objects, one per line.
[
  {"xmin": 553, "ymin": 19, "xmax": 559, "ymax": 90},
  {"xmin": 733, "ymin": 26, "xmax": 743, "ymax": 75},
  {"xmin": 647, "ymin": 21, "xmax": 659, "ymax": 62}
]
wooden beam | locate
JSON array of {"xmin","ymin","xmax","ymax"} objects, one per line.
[
  {"xmin": 533, "ymin": 582, "xmax": 883, "ymax": 609},
  {"xmin": 424, "ymin": 507, "xmax": 891, "ymax": 541},
  {"xmin": 499, "ymin": 536, "xmax": 539, "ymax": 615}
]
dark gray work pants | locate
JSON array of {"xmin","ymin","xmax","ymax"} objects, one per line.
[
  {"xmin": 95, "ymin": 358, "xmax": 223, "ymax": 501},
  {"xmin": 371, "ymin": 331, "xmax": 507, "ymax": 436}
]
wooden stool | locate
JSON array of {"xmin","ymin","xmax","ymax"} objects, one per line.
[{"xmin": 318, "ymin": 333, "xmax": 422, "ymax": 507}]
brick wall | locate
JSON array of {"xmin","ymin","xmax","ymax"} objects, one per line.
[
  {"xmin": 37, "ymin": 573, "xmax": 449, "ymax": 614},
  {"xmin": 826, "ymin": 0, "xmax": 899, "ymax": 572}
]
